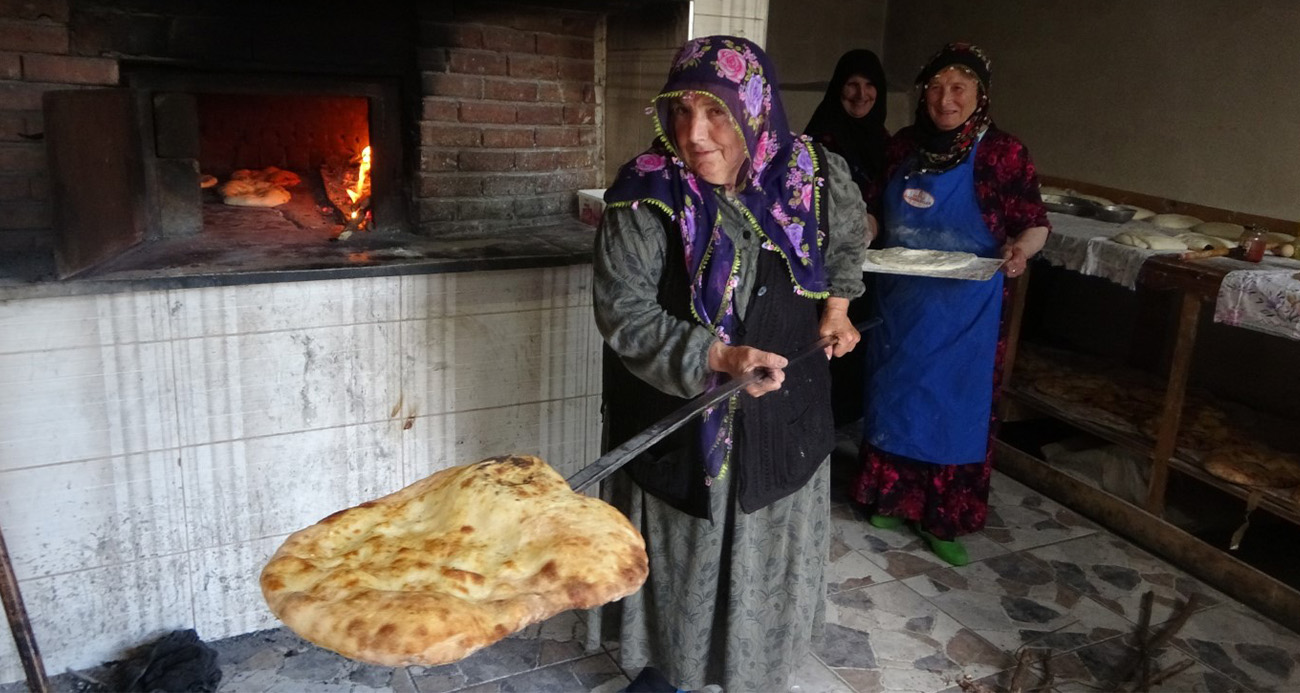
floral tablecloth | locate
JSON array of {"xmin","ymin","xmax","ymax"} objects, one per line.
[
  {"xmin": 1041, "ymin": 213, "xmax": 1300, "ymax": 340},
  {"xmin": 1214, "ymin": 267, "xmax": 1300, "ymax": 341}
]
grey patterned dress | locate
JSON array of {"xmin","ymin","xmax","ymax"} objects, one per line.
[{"xmin": 592, "ymin": 152, "xmax": 866, "ymax": 691}]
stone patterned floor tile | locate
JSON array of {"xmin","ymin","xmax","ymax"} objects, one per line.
[
  {"xmin": 1017, "ymin": 534, "xmax": 1228, "ymax": 627},
  {"xmin": 408, "ymin": 610, "xmax": 595, "ymax": 692},
  {"xmin": 788, "ymin": 651, "xmax": 854, "ymax": 693},
  {"xmin": 452, "ymin": 653, "xmax": 626, "ymax": 692},
  {"xmin": 208, "ymin": 627, "xmax": 410, "ymax": 692},
  {"xmin": 831, "ymin": 502, "xmax": 1008, "ymax": 579},
  {"xmin": 816, "ymin": 581, "xmax": 1014, "ymax": 692},
  {"xmin": 1044, "ymin": 634, "xmax": 1247, "ymax": 692},
  {"xmin": 903, "ymin": 552, "xmax": 1132, "ymax": 657},
  {"xmin": 1167, "ymin": 600, "xmax": 1300, "ymax": 691},
  {"xmin": 827, "ymin": 537, "xmax": 895, "ymax": 595},
  {"xmin": 982, "ymin": 474, "xmax": 1100, "ymax": 552}
]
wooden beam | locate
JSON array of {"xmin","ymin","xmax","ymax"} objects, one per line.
[
  {"xmin": 1144, "ymin": 290, "xmax": 1201, "ymax": 515},
  {"xmin": 0, "ymin": 523, "xmax": 50, "ymax": 693}
]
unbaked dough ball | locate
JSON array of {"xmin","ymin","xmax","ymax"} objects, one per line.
[
  {"xmin": 1119, "ymin": 205, "xmax": 1155, "ymax": 221},
  {"xmin": 1149, "ymin": 213, "xmax": 1203, "ymax": 230},
  {"xmin": 1191, "ymin": 221, "xmax": 1245, "ymax": 240}
]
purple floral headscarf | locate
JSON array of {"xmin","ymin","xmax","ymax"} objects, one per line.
[{"xmin": 605, "ymin": 35, "xmax": 831, "ymax": 479}]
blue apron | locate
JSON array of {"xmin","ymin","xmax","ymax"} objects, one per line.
[{"xmin": 865, "ymin": 140, "xmax": 1003, "ymax": 464}]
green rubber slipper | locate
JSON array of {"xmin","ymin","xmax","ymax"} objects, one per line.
[
  {"xmin": 869, "ymin": 514, "xmax": 905, "ymax": 530},
  {"xmin": 918, "ymin": 528, "xmax": 970, "ymax": 566}
]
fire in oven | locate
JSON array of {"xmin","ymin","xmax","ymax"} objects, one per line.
[
  {"xmin": 44, "ymin": 68, "xmax": 404, "ymax": 277},
  {"xmin": 196, "ymin": 91, "xmax": 374, "ymax": 239}
]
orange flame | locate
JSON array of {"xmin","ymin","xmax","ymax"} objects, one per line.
[{"xmin": 346, "ymin": 146, "xmax": 371, "ymax": 214}]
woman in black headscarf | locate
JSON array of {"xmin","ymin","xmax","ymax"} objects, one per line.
[
  {"xmin": 805, "ymin": 49, "xmax": 889, "ymax": 426},
  {"xmin": 805, "ymin": 49, "xmax": 890, "ymax": 195}
]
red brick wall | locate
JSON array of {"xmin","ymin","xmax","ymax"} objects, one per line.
[
  {"xmin": 196, "ymin": 94, "xmax": 369, "ymax": 176},
  {"xmin": 0, "ymin": 0, "xmax": 117, "ymax": 252},
  {"xmin": 417, "ymin": 2, "xmax": 599, "ymax": 236}
]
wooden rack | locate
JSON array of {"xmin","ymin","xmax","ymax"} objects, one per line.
[{"xmin": 996, "ymin": 253, "xmax": 1300, "ymax": 633}]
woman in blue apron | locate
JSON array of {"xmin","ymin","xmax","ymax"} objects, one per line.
[{"xmin": 853, "ymin": 44, "xmax": 1051, "ymax": 565}]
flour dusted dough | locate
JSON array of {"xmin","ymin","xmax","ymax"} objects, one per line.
[
  {"xmin": 260, "ymin": 455, "xmax": 648, "ymax": 667},
  {"xmin": 1111, "ymin": 230, "xmax": 1186, "ymax": 251},
  {"xmin": 1120, "ymin": 205, "xmax": 1155, "ymax": 221},
  {"xmin": 1149, "ymin": 213, "xmax": 1203, "ymax": 230},
  {"xmin": 1191, "ymin": 221, "xmax": 1245, "ymax": 240},
  {"xmin": 867, "ymin": 247, "xmax": 977, "ymax": 271},
  {"xmin": 1176, "ymin": 232, "xmax": 1234, "ymax": 251}
]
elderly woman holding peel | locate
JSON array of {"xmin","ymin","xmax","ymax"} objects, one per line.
[
  {"xmin": 594, "ymin": 36, "xmax": 866, "ymax": 691},
  {"xmin": 854, "ymin": 43, "xmax": 1049, "ymax": 566}
]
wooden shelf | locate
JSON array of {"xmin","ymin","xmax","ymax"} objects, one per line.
[{"xmin": 1006, "ymin": 384, "xmax": 1300, "ymax": 526}]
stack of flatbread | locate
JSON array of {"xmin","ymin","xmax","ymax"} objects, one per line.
[
  {"xmin": 260, "ymin": 454, "xmax": 648, "ymax": 667},
  {"xmin": 217, "ymin": 166, "xmax": 301, "ymax": 207}
]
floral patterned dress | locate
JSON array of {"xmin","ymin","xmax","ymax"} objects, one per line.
[
  {"xmin": 592, "ymin": 152, "xmax": 866, "ymax": 690},
  {"xmin": 854, "ymin": 126, "xmax": 1049, "ymax": 540}
]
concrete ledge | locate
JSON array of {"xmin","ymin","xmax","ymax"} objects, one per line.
[{"xmin": 0, "ymin": 223, "xmax": 595, "ymax": 301}]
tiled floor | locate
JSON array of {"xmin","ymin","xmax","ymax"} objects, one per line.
[{"xmin": 9, "ymin": 451, "xmax": 1300, "ymax": 693}]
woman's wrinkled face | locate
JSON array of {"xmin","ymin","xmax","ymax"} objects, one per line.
[
  {"xmin": 925, "ymin": 67, "xmax": 980, "ymax": 131},
  {"xmin": 840, "ymin": 74, "xmax": 878, "ymax": 119},
  {"xmin": 669, "ymin": 93, "xmax": 747, "ymax": 188}
]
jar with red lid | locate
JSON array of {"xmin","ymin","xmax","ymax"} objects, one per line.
[{"xmin": 1239, "ymin": 226, "xmax": 1267, "ymax": 262}]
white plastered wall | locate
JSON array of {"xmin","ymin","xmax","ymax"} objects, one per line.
[{"xmin": 0, "ymin": 266, "xmax": 602, "ymax": 684}]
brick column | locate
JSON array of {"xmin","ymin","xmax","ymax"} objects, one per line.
[
  {"xmin": 417, "ymin": 2, "xmax": 598, "ymax": 236},
  {"xmin": 0, "ymin": 0, "xmax": 117, "ymax": 252}
]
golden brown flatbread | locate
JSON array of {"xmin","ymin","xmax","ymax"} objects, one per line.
[
  {"xmin": 1202, "ymin": 446, "xmax": 1300, "ymax": 488},
  {"xmin": 260, "ymin": 455, "xmax": 648, "ymax": 667},
  {"xmin": 1140, "ymin": 402, "xmax": 1240, "ymax": 453}
]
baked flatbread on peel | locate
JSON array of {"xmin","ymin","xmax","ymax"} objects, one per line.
[{"xmin": 260, "ymin": 454, "xmax": 648, "ymax": 667}]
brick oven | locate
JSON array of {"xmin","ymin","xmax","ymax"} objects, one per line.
[{"xmin": 0, "ymin": 0, "xmax": 603, "ymax": 277}]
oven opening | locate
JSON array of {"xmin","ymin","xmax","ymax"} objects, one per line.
[
  {"xmin": 197, "ymin": 92, "xmax": 373, "ymax": 242},
  {"xmin": 43, "ymin": 66, "xmax": 408, "ymax": 277}
]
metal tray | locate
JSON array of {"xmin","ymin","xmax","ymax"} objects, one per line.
[
  {"xmin": 1042, "ymin": 193, "xmax": 1097, "ymax": 216},
  {"xmin": 1093, "ymin": 204, "xmax": 1138, "ymax": 224},
  {"xmin": 862, "ymin": 253, "xmax": 1006, "ymax": 281}
]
